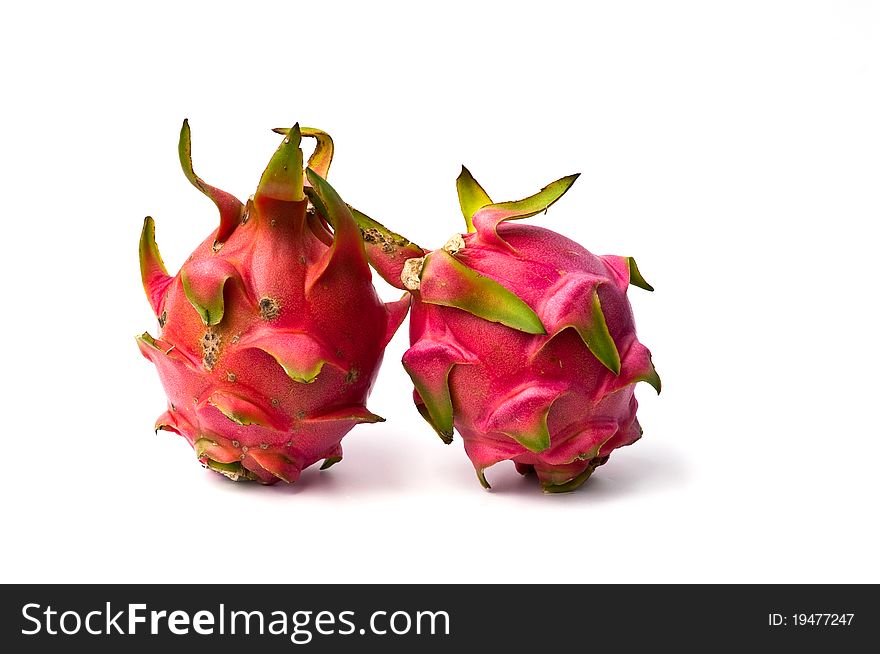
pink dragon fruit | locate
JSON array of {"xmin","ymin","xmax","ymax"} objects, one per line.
[
  {"xmin": 137, "ymin": 121, "xmax": 408, "ymax": 484},
  {"xmin": 355, "ymin": 168, "xmax": 659, "ymax": 492}
]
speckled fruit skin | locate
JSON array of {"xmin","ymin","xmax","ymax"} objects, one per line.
[
  {"xmin": 353, "ymin": 168, "xmax": 660, "ymax": 492},
  {"xmin": 137, "ymin": 122, "xmax": 407, "ymax": 484}
]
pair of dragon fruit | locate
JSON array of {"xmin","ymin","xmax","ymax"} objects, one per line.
[{"xmin": 137, "ymin": 122, "xmax": 660, "ymax": 492}]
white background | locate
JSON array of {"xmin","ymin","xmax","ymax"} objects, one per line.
[{"xmin": 1, "ymin": 1, "xmax": 878, "ymax": 583}]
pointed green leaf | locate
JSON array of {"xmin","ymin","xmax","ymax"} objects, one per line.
[
  {"xmin": 579, "ymin": 290, "xmax": 621, "ymax": 374},
  {"xmin": 238, "ymin": 328, "xmax": 347, "ymax": 383},
  {"xmin": 139, "ymin": 217, "xmax": 171, "ymax": 316},
  {"xmin": 613, "ymin": 340, "xmax": 661, "ymax": 395},
  {"xmin": 194, "ymin": 438, "xmax": 240, "ymax": 464},
  {"xmin": 537, "ymin": 275, "xmax": 621, "ymax": 375},
  {"xmin": 483, "ymin": 174, "xmax": 580, "ymax": 221},
  {"xmin": 406, "ymin": 366, "xmax": 454, "ymax": 441},
  {"xmin": 304, "ymin": 168, "xmax": 371, "ymax": 287},
  {"xmin": 541, "ymin": 465, "xmax": 596, "ymax": 493},
  {"xmin": 180, "ymin": 261, "xmax": 235, "ymax": 326},
  {"xmin": 239, "ymin": 329, "xmax": 347, "ymax": 383},
  {"xmin": 205, "ymin": 390, "xmax": 276, "ymax": 428},
  {"xmin": 476, "ymin": 468, "xmax": 491, "ymax": 489},
  {"xmin": 305, "ymin": 406, "xmax": 385, "ymax": 424},
  {"xmin": 510, "ymin": 429, "xmax": 550, "ymax": 453},
  {"xmin": 194, "ymin": 438, "xmax": 215, "ymax": 458},
  {"xmin": 320, "ymin": 456, "xmax": 343, "ymax": 470},
  {"xmin": 348, "ymin": 206, "xmax": 424, "ymax": 289},
  {"xmin": 249, "ymin": 450, "xmax": 298, "ymax": 483},
  {"xmin": 485, "ymin": 383, "xmax": 565, "ymax": 453},
  {"xmin": 274, "ymin": 357, "xmax": 326, "ymax": 384},
  {"xmin": 136, "ymin": 332, "xmax": 160, "ymax": 350},
  {"xmin": 273, "ymin": 126, "xmax": 334, "ymax": 179},
  {"xmin": 456, "ymin": 166, "xmax": 493, "ymax": 233},
  {"xmin": 403, "ymin": 338, "xmax": 477, "ymax": 443},
  {"xmin": 634, "ymin": 356, "xmax": 662, "ymax": 394},
  {"xmin": 178, "ymin": 119, "xmax": 244, "ymax": 243},
  {"xmin": 204, "ymin": 459, "xmax": 259, "ymax": 482},
  {"xmin": 627, "ymin": 257, "xmax": 654, "ymax": 291},
  {"xmin": 304, "ymin": 168, "xmax": 350, "ymax": 230},
  {"xmin": 419, "ymin": 249, "xmax": 545, "ymax": 334},
  {"xmin": 415, "ymin": 401, "xmax": 453, "ymax": 444},
  {"xmin": 154, "ymin": 411, "xmax": 179, "ymax": 435},
  {"xmin": 256, "ymin": 123, "xmax": 305, "ymax": 202},
  {"xmin": 470, "ymin": 174, "xmax": 579, "ymax": 248}
]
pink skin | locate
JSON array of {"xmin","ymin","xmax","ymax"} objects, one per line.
[
  {"xmin": 406, "ymin": 223, "xmax": 657, "ymax": 491},
  {"xmin": 139, "ymin": 130, "xmax": 407, "ymax": 484}
]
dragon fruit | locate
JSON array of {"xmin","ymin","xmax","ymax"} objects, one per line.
[
  {"xmin": 137, "ymin": 121, "xmax": 408, "ymax": 484},
  {"xmin": 355, "ymin": 168, "xmax": 660, "ymax": 492}
]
